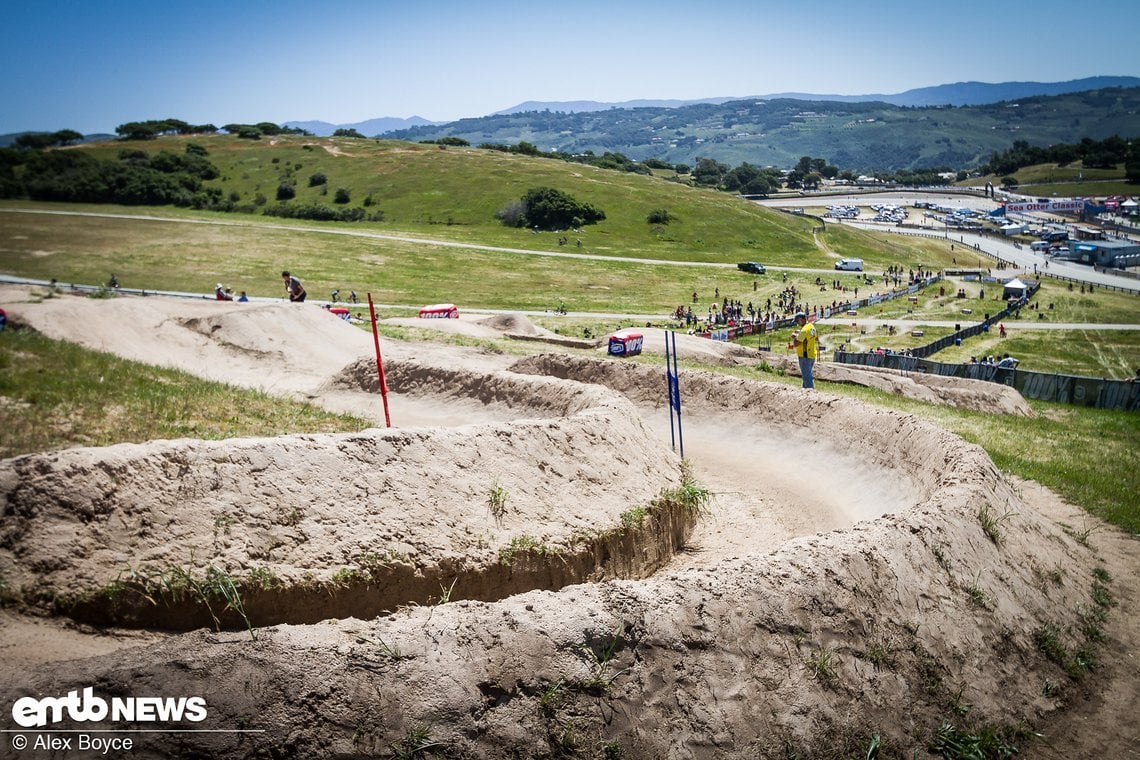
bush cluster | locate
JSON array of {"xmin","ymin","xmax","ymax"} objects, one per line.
[
  {"xmin": 2, "ymin": 146, "xmax": 221, "ymax": 206},
  {"xmin": 261, "ymin": 203, "xmax": 380, "ymax": 222},
  {"xmin": 497, "ymin": 187, "xmax": 606, "ymax": 230}
]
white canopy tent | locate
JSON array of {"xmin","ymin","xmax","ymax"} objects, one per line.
[{"xmin": 1002, "ymin": 278, "xmax": 1029, "ymax": 300}]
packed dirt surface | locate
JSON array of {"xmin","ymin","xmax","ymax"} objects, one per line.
[{"xmin": 0, "ymin": 286, "xmax": 1135, "ymax": 759}]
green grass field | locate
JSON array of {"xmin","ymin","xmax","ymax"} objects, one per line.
[{"xmin": 0, "ymin": 327, "xmax": 370, "ymax": 459}]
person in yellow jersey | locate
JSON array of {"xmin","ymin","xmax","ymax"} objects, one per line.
[{"xmin": 790, "ymin": 311, "xmax": 818, "ymax": 389}]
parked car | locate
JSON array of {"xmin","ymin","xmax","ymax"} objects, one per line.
[
  {"xmin": 737, "ymin": 261, "xmax": 766, "ymax": 274},
  {"xmin": 834, "ymin": 258, "xmax": 864, "ymax": 271}
]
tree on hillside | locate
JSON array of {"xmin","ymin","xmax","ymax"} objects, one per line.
[
  {"xmin": 497, "ymin": 187, "xmax": 605, "ymax": 230},
  {"xmin": 115, "ymin": 122, "xmax": 159, "ymax": 140},
  {"xmin": 510, "ymin": 141, "xmax": 540, "ymax": 156},
  {"xmin": 13, "ymin": 129, "xmax": 86, "ymax": 149},
  {"xmin": 1125, "ymin": 143, "xmax": 1140, "ymax": 183},
  {"xmin": 0, "ymin": 149, "xmax": 21, "ymax": 198},
  {"xmin": 723, "ymin": 163, "xmax": 782, "ymax": 196},
  {"xmin": 115, "ymin": 120, "xmax": 216, "ymax": 140},
  {"xmin": 691, "ymin": 157, "xmax": 728, "ymax": 187},
  {"xmin": 220, "ymin": 122, "xmax": 306, "ymax": 138}
]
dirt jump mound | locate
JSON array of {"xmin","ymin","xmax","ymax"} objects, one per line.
[{"xmin": 0, "ymin": 368, "xmax": 689, "ymax": 630}]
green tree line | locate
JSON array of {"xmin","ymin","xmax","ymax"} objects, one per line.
[{"xmin": 981, "ymin": 136, "xmax": 1139, "ymax": 179}]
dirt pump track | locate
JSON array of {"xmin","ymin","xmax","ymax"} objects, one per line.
[{"xmin": 0, "ymin": 289, "xmax": 1136, "ymax": 759}]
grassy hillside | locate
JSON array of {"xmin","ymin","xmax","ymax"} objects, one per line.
[
  {"xmin": 66, "ymin": 134, "xmax": 825, "ymax": 265},
  {"xmin": 961, "ymin": 160, "xmax": 1135, "ymax": 197}
]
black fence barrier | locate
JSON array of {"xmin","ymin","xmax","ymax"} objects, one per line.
[
  {"xmin": 834, "ymin": 351, "xmax": 1140, "ymax": 411},
  {"xmin": 1035, "ymin": 268, "xmax": 1140, "ymax": 296}
]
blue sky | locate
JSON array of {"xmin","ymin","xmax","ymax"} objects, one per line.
[{"xmin": 4, "ymin": 0, "xmax": 1138, "ymax": 135}]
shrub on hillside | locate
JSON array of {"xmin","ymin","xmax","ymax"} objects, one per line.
[
  {"xmin": 495, "ymin": 200, "xmax": 527, "ymax": 227},
  {"xmin": 262, "ymin": 203, "xmax": 366, "ymax": 222},
  {"xmin": 497, "ymin": 187, "xmax": 605, "ymax": 231},
  {"xmin": 148, "ymin": 150, "xmax": 219, "ymax": 180},
  {"xmin": 21, "ymin": 151, "xmax": 200, "ymax": 206}
]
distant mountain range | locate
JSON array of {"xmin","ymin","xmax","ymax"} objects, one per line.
[
  {"xmin": 282, "ymin": 115, "xmax": 439, "ymax": 137},
  {"xmin": 284, "ymin": 76, "xmax": 1140, "ymax": 136}
]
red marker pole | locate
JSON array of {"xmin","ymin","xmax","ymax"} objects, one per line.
[{"xmin": 367, "ymin": 293, "xmax": 392, "ymax": 427}]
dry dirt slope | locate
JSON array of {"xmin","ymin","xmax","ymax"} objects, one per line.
[{"xmin": 0, "ymin": 290, "xmax": 1136, "ymax": 759}]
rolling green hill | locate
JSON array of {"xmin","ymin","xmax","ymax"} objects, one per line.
[
  {"xmin": 383, "ymin": 88, "xmax": 1140, "ymax": 172},
  {"xmin": 60, "ymin": 133, "xmax": 829, "ymax": 265}
]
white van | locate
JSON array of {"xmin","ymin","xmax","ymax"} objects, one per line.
[{"xmin": 834, "ymin": 258, "xmax": 864, "ymax": 271}]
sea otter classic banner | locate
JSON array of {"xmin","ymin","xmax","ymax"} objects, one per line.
[{"xmin": 1004, "ymin": 199, "xmax": 1085, "ymax": 214}]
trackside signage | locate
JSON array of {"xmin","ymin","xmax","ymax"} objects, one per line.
[
  {"xmin": 1004, "ymin": 200, "xmax": 1084, "ymax": 214},
  {"xmin": 10, "ymin": 687, "xmax": 208, "ymax": 728}
]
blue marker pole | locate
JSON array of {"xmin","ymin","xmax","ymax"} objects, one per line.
[
  {"xmin": 666, "ymin": 333, "xmax": 676, "ymax": 451},
  {"xmin": 666, "ymin": 331, "xmax": 684, "ymax": 458}
]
